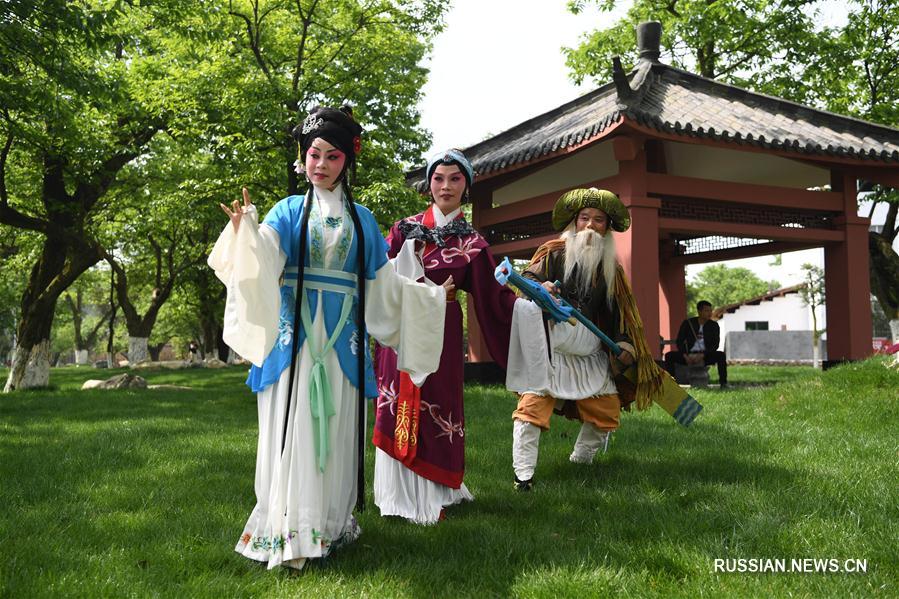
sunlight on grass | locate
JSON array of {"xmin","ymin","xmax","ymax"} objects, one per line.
[{"xmin": 1, "ymin": 361, "xmax": 896, "ymax": 596}]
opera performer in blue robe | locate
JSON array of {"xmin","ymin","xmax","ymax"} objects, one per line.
[{"xmin": 209, "ymin": 106, "xmax": 450, "ymax": 570}]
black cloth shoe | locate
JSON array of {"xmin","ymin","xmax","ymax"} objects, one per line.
[{"xmin": 514, "ymin": 476, "xmax": 533, "ymax": 492}]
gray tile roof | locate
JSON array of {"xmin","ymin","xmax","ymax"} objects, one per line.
[
  {"xmin": 408, "ymin": 60, "xmax": 899, "ymax": 189},
  {"xmin": 714, "ymin": 283, "xmax": 806, "ymax": 318}
]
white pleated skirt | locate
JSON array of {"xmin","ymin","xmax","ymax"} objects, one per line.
[
  {"xmin": 235, "ymin": 311, "xmax": 363, "ymax": 570},
  {"xmin": 373, "ymin": 448, "xmax": 473, "ymax": 525}
]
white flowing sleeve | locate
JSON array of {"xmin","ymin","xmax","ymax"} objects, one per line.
[
  {"xmin": 505, "ymin": 299, "xmax": 552, "ymax": 395},
  {"xmin": 506, "ymin": 299, "xmax": 617, "ymax": 400},
  {"xmin": 207, "ymin": 205, "xmax": 285, "ymax": 367},
  {"xmin": 365, "ymin": 261, "xmax": 446, "ymax": 385}
]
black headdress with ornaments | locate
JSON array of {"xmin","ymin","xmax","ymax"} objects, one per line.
[{"xmin": 292, "ymin": 105, "xmax": 363, "ymax": 182}]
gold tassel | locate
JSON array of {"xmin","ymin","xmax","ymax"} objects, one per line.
[{"xmin": 614, "ymin": 267, "xmax": 665, "ymax": 410}]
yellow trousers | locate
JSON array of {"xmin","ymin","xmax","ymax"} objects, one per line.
[{"xmin": 512, "ymin": 392, "xmax": 620, "ymax": 432}]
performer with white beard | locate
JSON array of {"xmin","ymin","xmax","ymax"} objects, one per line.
[{"xmin": 506, "ymin": 188, "xmax": 660, "ymax": 490}]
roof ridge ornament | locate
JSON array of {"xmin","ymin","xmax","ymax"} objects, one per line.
[
  {"xmin": 613, "ymin": 21, "xmax": 663, "ymax": 109},
  {"xmin": 612, "ymin": 56, "xmax": 632, "ymax": 106},
  {"xmin": 637, "ymin": 21, "xmax": 662, "ymax": 63},
  {"xmin": 613, "ymin": 57, "xmax": 654, "ymax": 109}
]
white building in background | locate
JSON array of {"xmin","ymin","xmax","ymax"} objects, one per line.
[
  {"xmin": 712, "ymin": 285, "xmax": 830, "ymax": 363},
  {"xmin": 714, "ymin": 284, "xmax": 826, "ymax": 346}
]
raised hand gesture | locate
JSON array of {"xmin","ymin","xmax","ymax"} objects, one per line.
[
  {"xmin": 220, "ymin": 187, "xmax": 253, "ymax": 232},
  {"xmin": 442, "ymin": 275, "xmax": 456, "ymax": 302}
]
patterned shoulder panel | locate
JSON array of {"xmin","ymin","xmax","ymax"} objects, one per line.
[{"xmin": 397, "ymin": 216, "xmax": 477, "ymax": 248}]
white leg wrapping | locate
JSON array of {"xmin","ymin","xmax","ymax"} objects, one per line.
[
  {"xmin": 512, "ymin": 419, "xmax": 541, "ymax": 481},
  {"xmin": 569, "ymin": 423, "xmax": 610, "ymax": 464}
]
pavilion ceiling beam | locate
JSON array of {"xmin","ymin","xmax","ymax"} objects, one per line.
[
  {"xmin": 855, "ymin": 167, "xmax": 899, "ymax": 188},
  {"xmin": 646, "ymin": 172, "xmax": 844, "ymax": 211},
  {"xmin": 612, "ymin": 135, "xmax": 643, "ymax": 161},
  {"xmin": 490, "ymin": 233, "xmax": 558, "ymax": 260},
  {"xmin": 478, "ymin": 175, "xmax": 621, "ymax": 227},
  {"xmin": 659, "ymin": 217, "xmax": 844, "ymax": 243},
  {"xmin": 474, "ymin": 153, "xmax": 571, "ymax": 193},
  {"xmin": 663, "ymin": 240, "xmax": 824, "ymax": 266}
]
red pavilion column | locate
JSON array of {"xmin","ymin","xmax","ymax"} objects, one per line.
[
  {"xmin": 613, "ymin": 136, "xmax": 661, "ymax": 358},
  {"xmin": 658, "ymin": 239, "xmax": 686, "ymax": 343},
  {"xmin": 824, "ymin": 172, "xmax": 872, "ymax": 363}
]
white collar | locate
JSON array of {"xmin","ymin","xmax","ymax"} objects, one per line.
[
  {"xmin": 313, "ymin": 183, "xmax": 343, "ymax": 206},
  {"xmin": 432, "ymin": 204, "xmax": 462, "ymax": 227}
]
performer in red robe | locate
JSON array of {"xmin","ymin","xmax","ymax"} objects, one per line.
[{"xmin": 372, "ymin": 149, "xmax": 518, "ymax": 523}]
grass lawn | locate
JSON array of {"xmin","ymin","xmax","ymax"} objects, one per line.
[{"xmin": 0, "ymin": 361, "xmax": 896, "ymax": 597}]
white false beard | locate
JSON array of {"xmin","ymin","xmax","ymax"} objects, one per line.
[{"xmin": 561, "ymin": 224, "xmax": 617, "ymax": 303}]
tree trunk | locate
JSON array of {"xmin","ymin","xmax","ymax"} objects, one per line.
[
  {"xmin": 217, "ymin": 327, "xmax": 230, "ymax": 362},
  {"xmin": 107, "ymin": 243, "xmax": 183, "ymax": 365},
  {"xmin": 113, "ymin": 282, "xmax": 159, "ymax": 356},
  {"xmin": 4, "ymin": 339, "xmax": 51, "ymax": 391},
  {"xmin": 3, "ymin": 235, "xmax": 99, "ymax": 391},
  {"xmin": 0, "ymin": 114, "xmax": 160, "ymax": 392},
  {"xmin": 75, "ymin": 349, "xmax": 89, "ymax": 365},
  {"xmin": 107, "ymin": 270, "xmax": 117, "ymax": 367},
  {"xmin": 200, "ymin": 325, "xmax": 214, "ymax": 357},
  {"xmin": 148, "ymin": 342, "xmax": 166, "ymax": 361},
  {"xmin": 65, "ymin": 290, "xmax": 86, "ymax": 351},
  {"xmin": 869, "ymin": 232, "xmax": 899, "ymax": 340},
  {"xmin": 810, "ymin": 307, "xmax": 820, "ymax": 369},
  {"xmin": 194, "ymin": 267, "xmax": 226, "ymax": 359},
  {"xmin": 128, "ymin": 336, "xmax": 150, "ymax": 364}
]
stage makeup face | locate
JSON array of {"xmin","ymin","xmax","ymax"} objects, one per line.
[
  {"xmin": 305, "ymin": 138, "xmax": 347, "ymax": 190},
  {"xmin": 430, "ymin": 164, "xmax": 466, "ymax": 215}
]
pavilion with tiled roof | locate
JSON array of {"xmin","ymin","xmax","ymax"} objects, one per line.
[{"xmin": 410, "ymin": 22, "xmax": 899, "ymax": 366}]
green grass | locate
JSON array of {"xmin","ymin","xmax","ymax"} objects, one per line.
[{"xmin": 1, "ymin": 362, "xmax": 896, "ymax": 597}]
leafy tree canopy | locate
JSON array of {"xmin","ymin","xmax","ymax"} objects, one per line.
[
  {"xmin": 565, "ymin": 0, "xmax": 820, "ymax": 85},
  {"xmin": 687, "ymin": 264, "xmax": 780, "ymax": 313}
]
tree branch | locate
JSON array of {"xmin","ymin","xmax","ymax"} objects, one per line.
[
  {"xmin": 292, "ymin": 0, "xmax": 319, "ymax": 92},
  {"xmin": 0, "ymin": 125, "xmax": 55, "ymax": 233},
  {"xmin": 229, "ymin": 0, "xmax": 274, "ymax": 84},
  {"xmin": 714, "ymin": 26, "xmax": 771, "ymax": 78},
  {"xmin": 715, "ymin": 51, "xmax": 761, "ymax": 78},
  {"xmin": 665, "ymin": 0, "xmax": 681, "ymax": 18},
  {"xmin": 85, "ymin": 306, "xmax": 112, "ymax": 348},
  {"xmin": 104, "ymin": 251, "xmax": 141, "ymax": 328},
  {"xmin": 77, "ymin": 121, "xmax": 162, "ymax": 214},
  {"xmin": 0, "ymin": 128, "xmax": 12, "ymax": 209},
  {"xmin": 0, "ymin": 201, "xmax": 53, "ymax": 234},
  {"xmin": 884, "ymin": 201, "xmax": 898, "ymax": 245},
  {"xmin": 149, "ymin": 234, "xmax": 163, "ymax": 290},
  {"xmin": 314, "ymin": 9, "xmax": 377, "ymax": 71},
  {"xmin": 313, "ymin": 54, "xmax": 383, "ymax": 97},
  {"xmin": 63, "ymin": 290, "xmax": 84, "ymax": 347}
]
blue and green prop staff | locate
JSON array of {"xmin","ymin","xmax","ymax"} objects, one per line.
[{"xmin": 495, "ymin": 257, "xmax": 702, "ymax": 427}]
